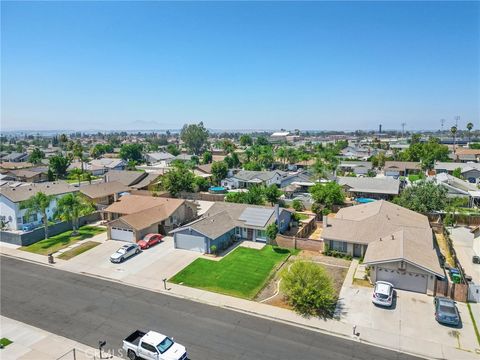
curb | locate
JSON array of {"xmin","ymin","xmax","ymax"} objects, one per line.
[{"xmin": 0, "ymin": 253, "xmax": 453, "ymax": 360}]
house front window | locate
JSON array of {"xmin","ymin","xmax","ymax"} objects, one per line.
[
  {"xmin": 256, "ymin": 230, "xmax": 267, "ymax": 240},
  {"xmin": 22, "ymin": 214, "xmax": 38, "ymax": 224},
  {"xmin": 330, "ymin": 240, "xmax": 347, "ymax": 253},
  {"xmin": 235, "ymin": 227, "xmax": 241, "ymax": 237}
]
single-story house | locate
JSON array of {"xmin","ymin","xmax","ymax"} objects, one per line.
[
  {"xmin": 193, "ymin": 163, "xmax": 213, "ymax": 178},
  {"xmin": 145, "ymin": 152, "xmax": 175, "ymax": 166},
  {"xmin": 429, "ymin": 173, "xmax": 480, "ymax": 207},
  {"xmin": 321, "ymin": 200, "xmax": 444, "ymax": 294},
  {"xmin": 0, "ymin": 181, "xmax": 78, "ymax": 231},
  {"xmin": 337, "ymin": 176, "xmax": 400, "ymax": 200},
  {"xmin": 79, "ymin": 181, "xmax": 131, "ymax": 207},
  {"xmin": 104, "ymin": 170, "xmax": 150, "ymax": 187},
  {"xmin": 338, "ymin": 161, "xmax": 373, "ymax": 176},
  {"xmin": 3, "ymin": 167, "xmax": 48, "ymax": 183},
  {"xmin": 383, "ymin": 161, "xmax": 421, "ymax": 177},
  {"xmin": 452, "ymin": 148, "xmax": 480, "ymax": 163},
  {"xmin": 104, "ymin": 195, "xmax": 197, "ymax": 241},
  {"xmin": 222, "ymin": 170, "xmax": 306, "ymax": 190},
  {"xmin": 171, "ymin": 202, "xmax": 292, "ymax": 254},
  {"xmin": 2, "ymin": 152, "xmax": 29, "ymax": 163},
  {"xmin": 435, "ymin": 162, "xmax": 480, "ymax": 184}
]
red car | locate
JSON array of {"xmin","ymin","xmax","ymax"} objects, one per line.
[{"xmin": 138, "ymin": 234, "xmax": 163, "ymax": 249}]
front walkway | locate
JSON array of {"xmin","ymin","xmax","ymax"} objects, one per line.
[{"xmin": 0, "ymin": 316, "xmax": 122, "ymax": 360}]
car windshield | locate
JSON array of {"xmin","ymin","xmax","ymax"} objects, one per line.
[
  {"xmin": 439, "ymin": 305, "xmax": 456, "ymax": 315},
  {"xmin": 156, "ymin": 337, "xmax": 174, "ymax": 354}
]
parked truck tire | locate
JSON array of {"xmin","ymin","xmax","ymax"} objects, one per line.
[{"xmin": 127, "ymin": 349, "xmax": 137, "ymax": 360}]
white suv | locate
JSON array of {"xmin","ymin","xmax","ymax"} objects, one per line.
[{"xmin": 372, "ymin": 281, "xmax": 394, "ymax": 307}]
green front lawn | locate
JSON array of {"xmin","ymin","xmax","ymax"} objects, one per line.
[
  {"xmin": 170, "ymin": 245, "xmax": 295, "ymax": 299},
  {"xmin": 21, "ymin": 226, "xmax": 105, "ymax": 255}
]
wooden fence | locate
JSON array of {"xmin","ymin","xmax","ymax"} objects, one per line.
[
  {"xmin": 274, "ymin": 234, "xmax": 323, "ymax": 252},
  {"xmin": 434, "ymin": 279, "xmax": 469, "ymax": 302}
]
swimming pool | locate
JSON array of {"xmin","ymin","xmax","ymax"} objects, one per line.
[
  {"xmin": 209, "ymin": 186, "xmax": 226, "ymax": 193},
  {"xmin": 356, "ymin": 198, "xmax": 376, "ymax": 204}
]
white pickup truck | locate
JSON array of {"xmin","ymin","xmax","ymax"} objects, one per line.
[{"xmin": 123, "ymin": 330, "xmax": 187, "ymax": 360}]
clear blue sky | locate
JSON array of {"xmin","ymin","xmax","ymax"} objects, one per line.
[{"xmin": 1, "ymin": 1, "xmax": 479, "ymax": 132}]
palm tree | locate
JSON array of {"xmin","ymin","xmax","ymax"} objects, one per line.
[
  {"xmin": 467, "ymin": 122, "xmax": 474, "ymax": 144},
  {"xmin": 55, "ymin": 193, "xmax": 94, "ymax": 235},
  {"xmin": 20, "ymin": 192, "xmax": 54, "ymax": 239},
  {"xmin": 70, "ymin": 168, "xmax": 83, "ymax": 186},
  {"xmin": 451, "ymin": 125, "xmax": 458, "ymax": 154}
]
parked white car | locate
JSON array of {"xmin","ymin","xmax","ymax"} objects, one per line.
[
  {"xmin": 372, "ymin": 281, "xmax": 394, "ymax": 307},
  {"xmin": 110, "ymin": 244, "xmax": 140, "ymax": 263}
]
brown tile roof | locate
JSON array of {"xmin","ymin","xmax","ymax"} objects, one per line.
[
  {"xmin": 104, "ymin": 170, "xmax": 147, "ymax": 186},
  {"xmin": 130, "ymin": 173, "xmax": 161, "ymax": 189},
  {"xmin": 117, "ymin": 202, "xmax": 183, "ymax": 230},
  {"xmin": 384, "ymin": 161, "xmax": 421, "ymax": 172},
  {"xmin": 0, "ymin": 162, "xmax": 34, "ymax": 170},
  {"xmin": 455, "ymin": 148, "xmax": 480, "ymax": 155},
  {"xmin": 322, "ymin": 200, "xmax": 443, "ymax": 276},
  {"xmin": 79, "ymin": 181, "xmax": 130, "ymax": 200},
  {"xmin": 0, "ymin": 181, "xmax": 78, "ymax": 202},
  {"xmin": 104, "ymin": 194, "xmax": 184, "ymax": 215}
]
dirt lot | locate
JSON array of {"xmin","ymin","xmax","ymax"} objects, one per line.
[{"xmin": 255, "ymin": 250, "xmax": 350, "ymax": 309}]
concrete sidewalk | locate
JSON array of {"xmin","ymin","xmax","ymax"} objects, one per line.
[
  {"xmin": 2, "ymin": 245, "xmax": 480, "ymax": 359},
  {"xmin": 0, "ymin": 316, "xmax": 122, "ymax": 360}
]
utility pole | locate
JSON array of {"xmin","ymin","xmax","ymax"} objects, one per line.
[
  {"xmin": 440, "ymin": 119, "xmax": 445, "ymax": 133},
  {"xmin": 401, "ymin": 122, "xmax": 406, "ymax": 138}
]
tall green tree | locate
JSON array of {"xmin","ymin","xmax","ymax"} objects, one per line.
[
  {"xmin": 20, "ymin": 192, "xmax": 54, "ymax": 240},
  {"xmin": 264, "ymin": 184, "xmax": 282, "ymax": 206},
  {"xmin": 309, "ymin": 182, "xmax": 345, "ymax": 210},
  {"xmin": 180, "ymin": 122, "xmax": 209, "ymax": 155},
  {"xmin": 239, "ymin": 134, "xmax": 253, "ymax": 146},
  {"xmin": 120, "ymin": 143, "xmax": 143, "ymax": 163},
  {"xmin": 162, "ymin": 163, "xmax": 196, "ymax": 196},
  {"xmin": 29, "ymin": 148, "xmax": 45, "ymax": 164},
  {"xmin": 393, "ymin": 180, "xmax": 447, "ymax": 213},
  {"xmin": 202, "ymin": 151, "xmax": 212, "ymax": 164},
  {"xmin": 69, "ymin": 168, "xmax": 83, "ymax": 186},
  {"xmin": 49, "ymin": 154, "xmax": 71, "ymax": 179},
  {"xmin": 211, "ymin": 161, "xmax": 228, "ymax": 184},
  {"xmin": 54, "ymin": 193, "xmax": 94, "ymax": 235},
  {"xmin": 467, "ymin": 122, "xmax": 474, "ymax": 143}
]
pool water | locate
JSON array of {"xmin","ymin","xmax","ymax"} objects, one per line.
[
  {"xmin": 356, "ymin": 198, "xmax": 376, "ymax": 203},
  {"xmin": 209, "ymin": 186, "xmax": 226, "ymax": 192}
]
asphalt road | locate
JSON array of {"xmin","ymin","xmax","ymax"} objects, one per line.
[{"xmin": 0, "ymin": 256, "xmax": 423, "ymax": 360}]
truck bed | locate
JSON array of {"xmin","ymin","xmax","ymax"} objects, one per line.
[{"xmin": 124, "ymin": 330, "xmax": 146, "ymax": 346}]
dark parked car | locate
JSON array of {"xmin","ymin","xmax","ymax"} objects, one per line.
[{"xmin": 434, "ymin": 297, "xmax": 460, "ymax": 326}]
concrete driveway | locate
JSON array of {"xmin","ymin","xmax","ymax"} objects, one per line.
[
  {"xmin": 336, "ymin": 284, "xmax": 479, "ymax": 355},
  {"xmin": 58, "ymin": 236, "xmax": 201, "ymax": 289},
  {"xmin": 449, "ymin": 226, "xmax": 480, "ymax": 284}
]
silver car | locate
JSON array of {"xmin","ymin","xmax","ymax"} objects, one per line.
[
  {"xmin": 110, "ymin": 244, "xmax": 140, "ymax": 263},
  {"xmin": 372, "ymin": 281, "xmax": 394, "ymax": 307}
]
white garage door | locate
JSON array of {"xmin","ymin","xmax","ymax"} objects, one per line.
[
  {"xmin": 175, "ymin": 233, "xmax": 206, "ymax": 253},
  {"xmin": 111, "ymin": 227, "xmax": 135, "ymax": 242},
  {"xmin": 376, "ymin": 267, "xmax": 428, "ymax": 293}
]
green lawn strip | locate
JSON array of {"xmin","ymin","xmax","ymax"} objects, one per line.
[
  {"xmin": 467, "ymin": 303, "xmax": 480, "ymax": 346},
  {"xmin": 170, "ymin": 246, "xmax": 293, "ymax": 299},
  {"xmin": 20, "ymin": 226, "xmax": 105, "ymax": 255},
  {"xmin": 58, "ymin": 241, "xmax": 101, "ymax": 260},
  {"xmin": 0, "ymin": 338, "xmax": 13, "ymax": 347}
]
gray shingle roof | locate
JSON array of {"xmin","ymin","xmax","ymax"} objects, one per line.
[
  {"xmin": 0, "ymin": 181, "xmax": 77, "ymax": 202},
  {"xmin": 337, "ymin": 176, "xmax": 400, "ymax": 195}
]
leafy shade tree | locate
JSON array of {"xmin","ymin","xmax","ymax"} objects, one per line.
[
  {"xmin": 166, "ymin": 144, "xmax": 180, "ymax": 156},
  {"xmin": 393, "ymin": 180, "xmax": 447, "ymax": 213},
  {"xmin": 309, "ymin": 182, "xmax": 345, "ymax": 210},
  {"xmin": 292, "ymin": 199, "xmax": 304, "ymax": 212},
  {"xmin": 211, "ymin": 161, "xmax": 228, "ymax": 185},
  {"xmin": 452, "ymin": 167, "xmax": 464, "ymax": 180},
  {"xmin": 255, "ymin": 136, "xmax": 269, "ymax": 146},
  {"xmin": 265, "ymin": 223, "xmax": 278, "ymax": 244},
  {"xmin": 194, "ymin": 176, "xmax": 210, "ymax": 192},
  {"xmin": 29, "ymin": 148, "xmax": 45, "ymax": 164},
  {"xmin": 202, "ymin": 151, "xmax": 212, "ymax": 164},
  {"xmin": 90, "ymin": 143, "xmax": 114, "ymax": 159},
  {"xmin": 49, "ymin": 154, "xmax": 71, "ymax": 180},
  {"xmin": 400, "ymin": 136, "xmax": 449, "ymax": 170},
  {"xmin": 120, "ymin": 143, "xmax": 143, "ymax": 163},
  {"xmin": 225, "ymin": 185, "xmax": 265, "ymax": 205},
  {"xmin": 264, "ymin": 184, "xmax": 282, "ymax": 206},
  {"xmin": 239, "ymin": 134, "xmax": 253, "ymax": 146},
  {"xmin": 54, "ymin": 193, "xmax": 94, "ymax": 235},
  {"xmin": 20, "ymin": 192, "xmax": 53, "ymax": 240},
  {"xmin": 224, "ymin": 152, "xmax": 240, "ymax": 168},
  {"xmin": 162, "ymin": 163, "xmax": 196, "ymax": 197},
  {"xmin": 180, "ymin": 122, "xmax": 209, "ymax": 155},
  {"xmin": 281, "ymin": 261, "xmax": 337, "ymax": 317}
]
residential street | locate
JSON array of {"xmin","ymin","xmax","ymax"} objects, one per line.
[{"xmin": 0, "ymin": 256, "xmax": 423, "ymax": 360}]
